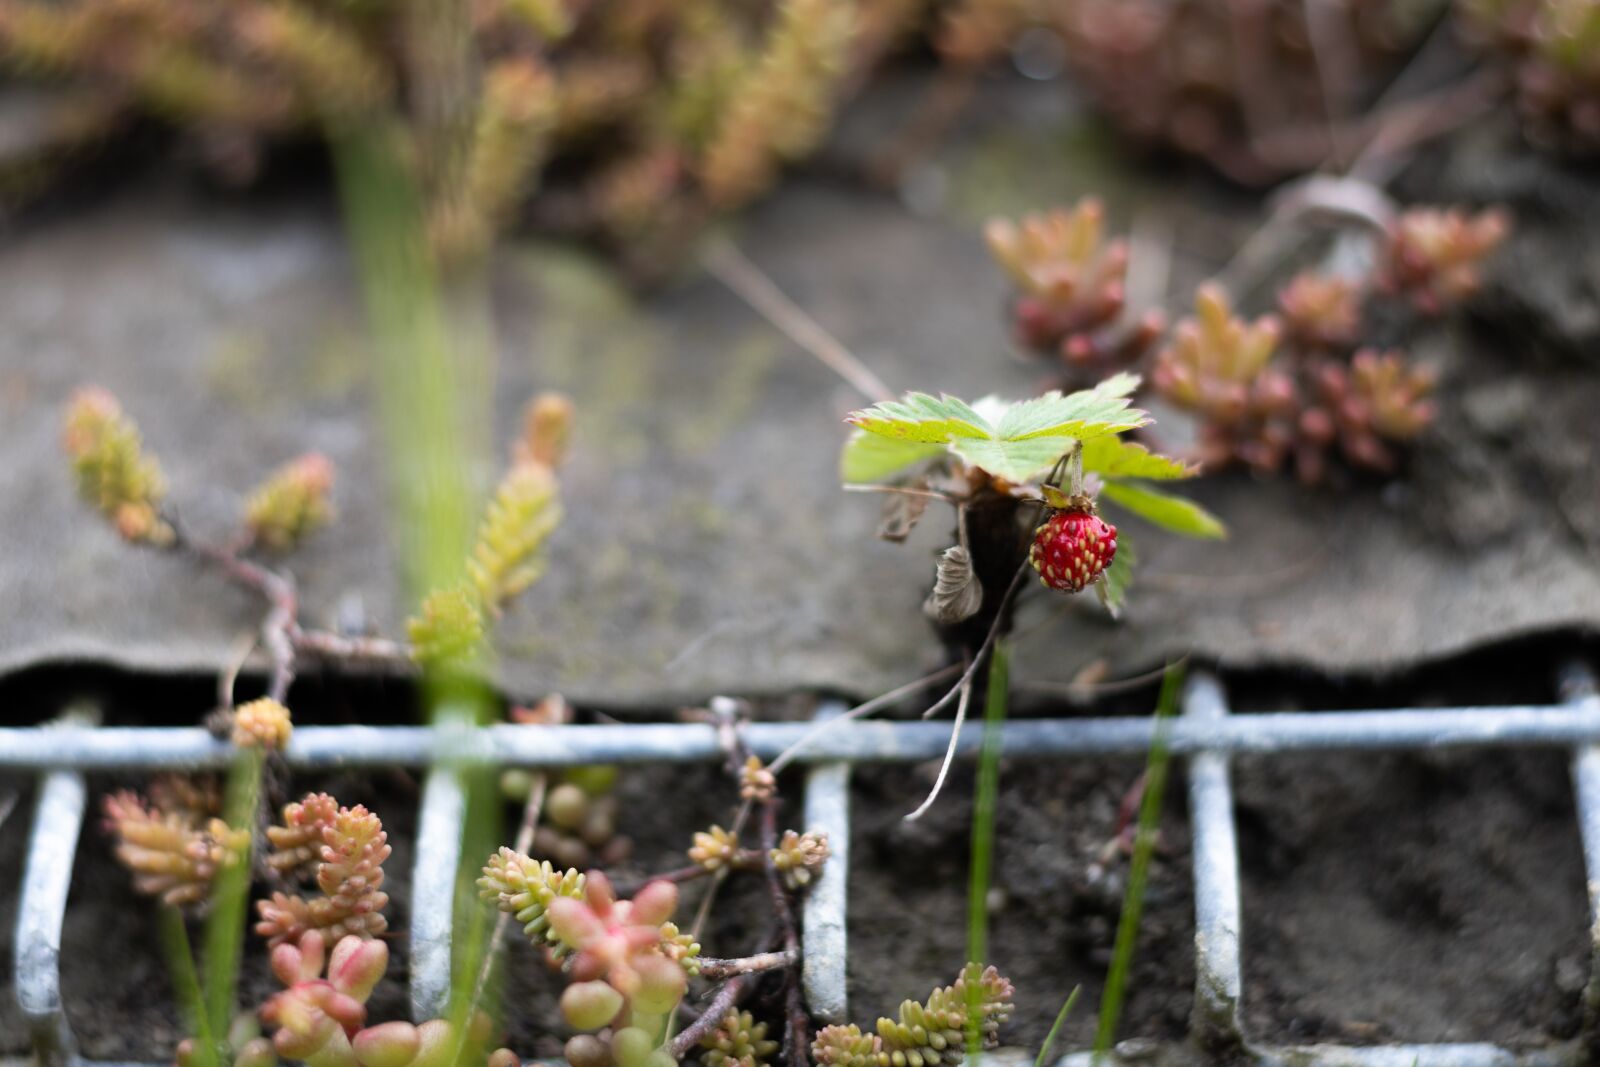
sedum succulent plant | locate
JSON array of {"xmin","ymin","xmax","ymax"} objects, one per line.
[
  {"xmin": 103, "ymin": 784, "xmax": 249, "ymax": 908},
  {"xmin": 477, "ymin": 847, "xmax": 588, "ymax": 956},
  {"xmin": 1377, "ymin": 206, "xmax": 1511, "ymax": 316},
  {"xmin": 699, "ymin": 1010, "xmax": 779, "ymax": 1067},
  {"xmin": 253, "ymin": 930, "xmax": 517, "ymax": 1067},
  {"xmin": 812, "ymin": 964, "xmax": 1015, "ymax": 1067},
  {"xmin": 61, "ymin": 385, "xmax": 172, "ymax": 545},
  {"xmin": 244, "ymin": 454, "xmax": 335, "ymax": 553},
  {"xmin": 986, "ymin": 199, "xmax": 1164, "ymax": 381},
  {"xmin": 256, "ymin": 802, "xmax": 391, "ymax": 948}
]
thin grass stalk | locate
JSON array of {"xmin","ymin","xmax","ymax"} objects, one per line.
[
  {"xmin": 1092, "ymin": 663, "xmax": 1184, "ymax": 1057},
  {"xmin": 965, "ymin": 637, "xmax": 1010, "ymax": 1062}
]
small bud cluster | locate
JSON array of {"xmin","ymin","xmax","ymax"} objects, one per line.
[
  {"xmin": 244, "ymin": 453, "xmax": 335, "ymax": 552},
  {"xmin": 103, "ymin": 779, "xmax": 247, "ymax": 908},
  {"xmin": 61, "ymin": 385, "xmax": 172, "ymax": 545},
  {"xmin": 812, "ymin": 964, "xmax": 1015, "ymax": 1067},
  {"xmin": 986, "ymin": 200, "xmax": 1164, "ymax": 383},
  {"xmin": 699, "ymin": 1010, "xmax": 779, "ymax": 1067},
  {"xmin": 257, "ymin": 800, "xmax": 391, "ymax": 948},
  {"xmin": 232, "ymin": 697, "xmax": 293, "ymax": 752},
  {"xmin": 769, "ymin": 829, "xmax": 831, "ymax": 890},
  {"xmin": 737, "ymin": 755, "xmax": 776, "ymax": 802},
  {"xmin": 254, "ymin": 930, "xmax": 516, "ymax": 1067},
  {"xmin": 688, "ymin": 825, "xmax": 741, "ymax": 873},
  {"xmin": 687, "ymin": 824, "xmax": 830, "ymax": 887}
]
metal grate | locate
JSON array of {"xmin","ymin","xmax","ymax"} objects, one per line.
[{"xmin": 6, "ymin": 664, "xmax": 1600, "ymax": 1067}]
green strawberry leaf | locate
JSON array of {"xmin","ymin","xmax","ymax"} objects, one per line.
[
  {"xmin": 1101, "ymin": 480, "xmax": 1226, "ymax": 540},
  {"xmin": 839, "ymin": 430, "xmax": 945, "ymax": 483},
  {"xmin": 993, "ymin": 377, "xmax": 1149, "ymax": 442},
  {"xmin": 844, "ymin": 377, "xmax": 1153, "ymax": 484},
  {"xmin": 1081, "ymin": 437, "xmax": 1196, "ymax": 481},
  {"xmin": 949, "ymin": 436, "xmax": 1084, "ymax": 483},
  {"xmin": 844, "ymin": 392, "xmax": 992, "ymax": 442}
]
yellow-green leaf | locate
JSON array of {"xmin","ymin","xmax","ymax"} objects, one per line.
[
  {"xmin": 844, "ymin": 393, "xmax": 992, "ymax": 442},
  {"xmin": 1082, "ymin": 437, "xmax": 1196, "ymax": 481},
  {"xmin": 840, "ymin": 429, "xmax": 944, "ymax": 482},
  {"xmin": 1101, "ymin": 480, "xmax": 1225, "ymax": 540}
]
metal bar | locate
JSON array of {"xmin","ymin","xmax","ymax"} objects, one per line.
[
  {"xmin": 1185, "ymin": 673, "xmax": 1244, "ymax": 1050},
  {"xmin": 409, "ymin": 758, "xmax": 468, "ymax": 1022},
  {"xmin": 14, "ymin": 703, "xmax": 99, "ymax": 1067},
  {"xmin": 15, "ymin": 702, "xmax": 1600, "ymax": 771},
  {"xmin": 800, "ymin": 702, "xmax": 851, "ymax": 1025},
  {"xmin": 1561, "ymin": 663, "xmax": 1600, "ymax": 1056},
  {"xmin": 1055, "ymin": 1043, "xmax": 1581, "ymax": 1066}
]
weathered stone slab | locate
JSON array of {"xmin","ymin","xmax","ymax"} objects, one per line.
[{"xmin": 2, "ymin": 89, "xmax": 1598, "ymax": 708}]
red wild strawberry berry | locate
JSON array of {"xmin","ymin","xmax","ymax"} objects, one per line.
[{"xmin": 1029, "ymin": 510, "xmax": 1117, "ymax": 593}]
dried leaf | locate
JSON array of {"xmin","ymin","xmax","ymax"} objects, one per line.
[
  {"xmin": 923, "ymin": 544, "xmax": 982, "ymax": 623},
  {"xmin": 877, "ymin": 488, "xmax": 930, "ymax": 543}
]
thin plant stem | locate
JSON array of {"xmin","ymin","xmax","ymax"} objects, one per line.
[
  {"xmin": 965, "ymin": 637, "xmax": 1010, "ymax": 1062},
  {"xmin": 1034, "ymin": 986, "xmax": 1083, "ymax": 1067},
  {"xmin": 701, "ymin": 239, "xmax": 895, "ymax": 404},
  {"xmin": 766, "ymin": 664, "xmax": 962, "ymax": 774},
  {"xmin": 669, "ymin": 976, "xmax": 748, "ymax": 1058},
  {"xmin": 903, "ymin": 655, "xmax": 974, "ymax": 822},
  {"xmin": 695, "ymin": 948, "xmax": 800, "ymax": 978},
  {"xmin": 1092, "ymin": 663, "xmax": 1184, "ymax": 1057}
]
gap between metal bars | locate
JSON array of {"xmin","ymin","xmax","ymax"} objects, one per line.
[{"xmin": 8, "ymin": 665, "xmax": 1600, "ymax": 1067}]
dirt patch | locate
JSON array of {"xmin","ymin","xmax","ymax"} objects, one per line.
[
  {"xmin": 1234, "ymin": 748, "xmax": 1587, "ymax": 1047},
  {"xmin": 847, "ymin": 758, "xmax": 1195, "ymax": 1052}
]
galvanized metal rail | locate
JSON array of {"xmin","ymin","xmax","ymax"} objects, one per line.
[{"xmin": 6, "ymin": 665, "xmax": 1600, "ymax": 1067}]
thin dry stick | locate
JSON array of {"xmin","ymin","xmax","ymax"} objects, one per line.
[
  {"xmin": 842, "ymin": 483, "xmax": 962, "ymax": 505},
  {"xmin": 757, "ymin": 801, "xmax": 807, "ymax": 1067},
  {"xmin": 695, "ymin": 948, "xmax": 800, "ymax": 979},
  {"xmin": 669, "ymin": 976, "xmax": 749, "ymax": 1058},
  {"xmin": 902, "ymin": 658, "xmax": 974, "ymax": 823},
  {"xmin": 765, "ymin": 663, "xmax": 962, "ymax": 775},
  {"xmin": 701, "ymin": 239, "xmax": 896, "ymax": 404}
]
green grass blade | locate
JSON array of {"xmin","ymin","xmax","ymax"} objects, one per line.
[
  {"xmin": 966, "ymin": 638, "xmax": 1011, "ymax": 1061},
  {"xmin": 1092, "ymin": 662, "xmax": 1184, "ymax": 1057},
  {"xmin": 159, "ymin": 905, "xmax": 216, "ymax": 1067},
  {"xmin": 1034, "ymin": 985, "xmax": 1082, "ymax": 1067},
  {"xmin": 202, "ymin": 747, "xmax": 264, "ymax": 1044}
]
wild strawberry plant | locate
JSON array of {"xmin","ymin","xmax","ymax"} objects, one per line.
[{"xmin": 841, "ymin": 373, "xmax": 1222, "ymax": 623}]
